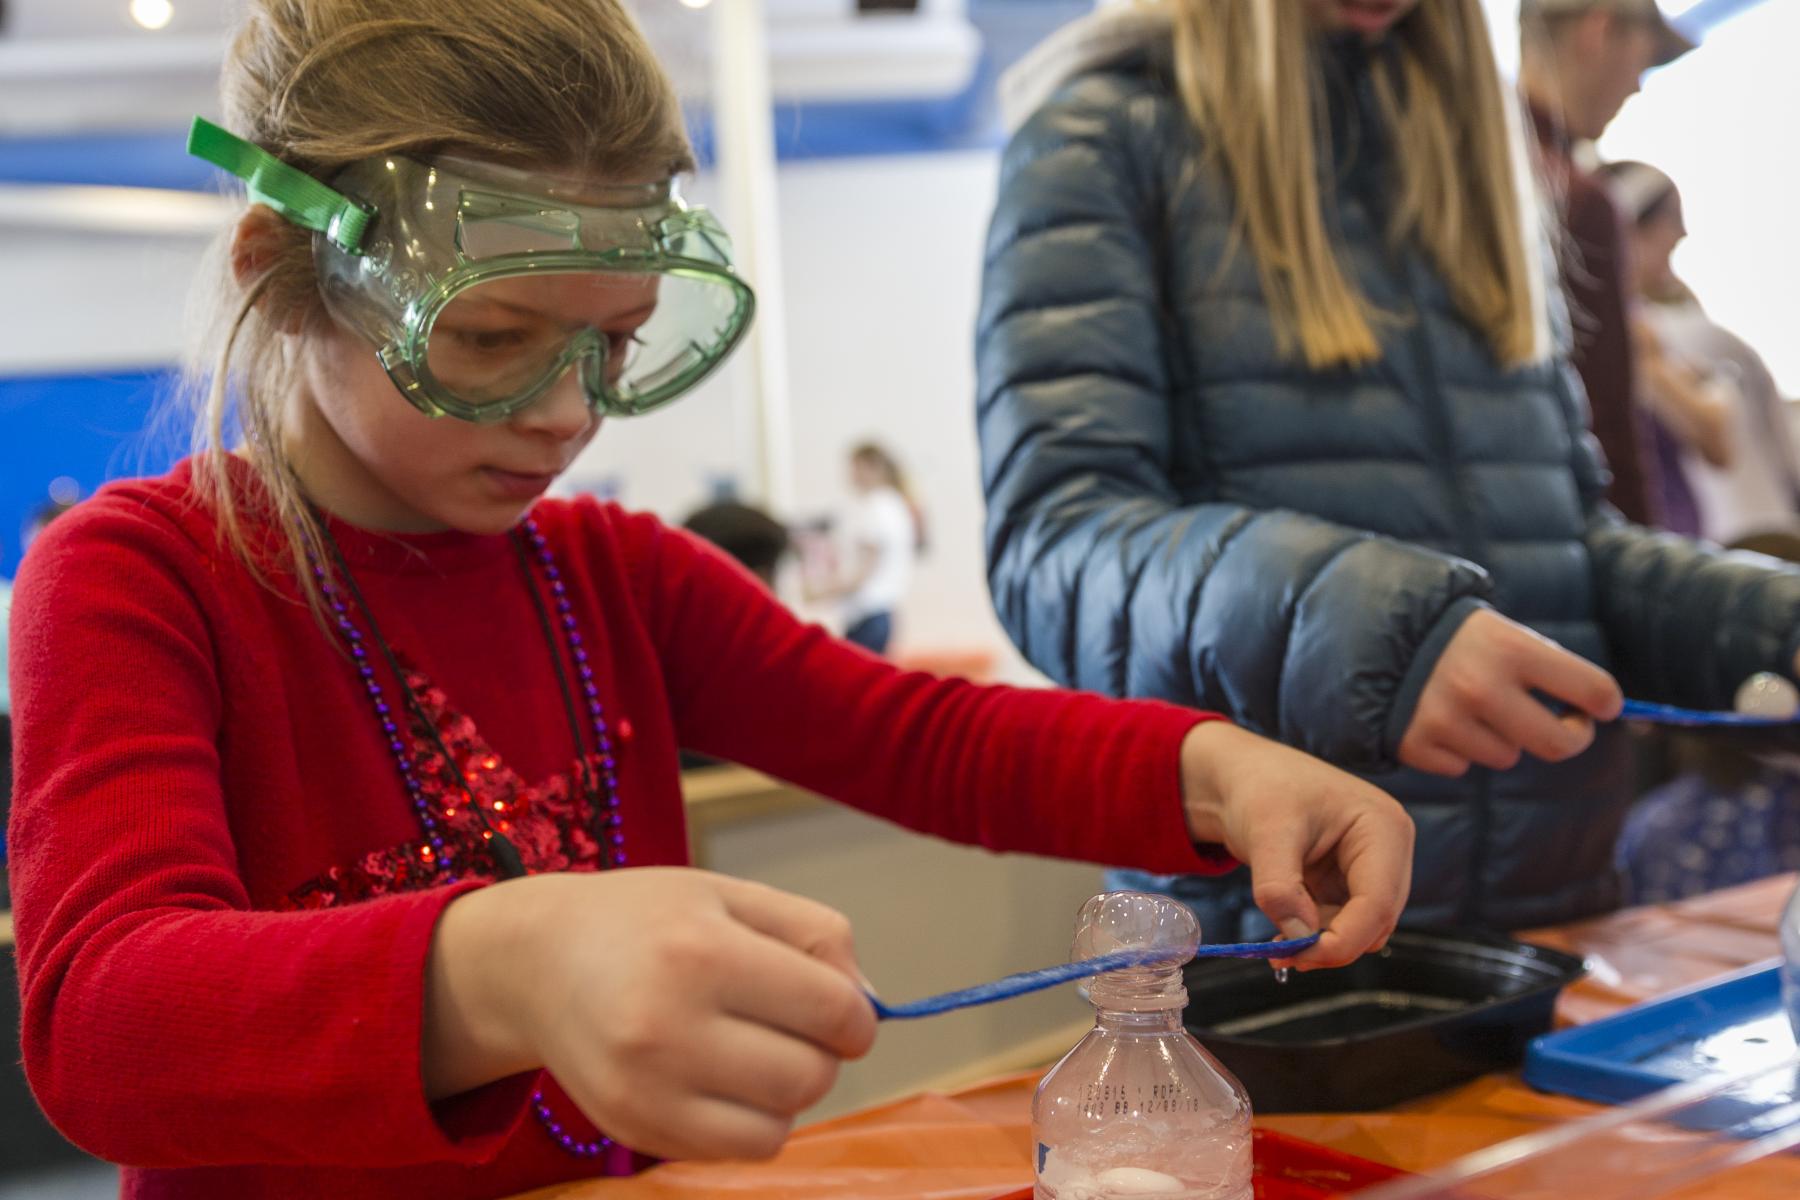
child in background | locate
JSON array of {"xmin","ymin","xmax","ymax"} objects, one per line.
[
  {"xmin": 680, "ymin": 500, "xmax": 791, "ymax": 590},
  {"xmin": 5, "ymin": 3, "xmax": 1412, "ymax": 1197},
  {"xmin": 803, "ymin": 442, "xmax": 924, "ymax": 655}
]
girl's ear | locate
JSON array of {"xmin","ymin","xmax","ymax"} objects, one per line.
[
  {"xmin": 230, "ymin": 204, "xmax": 312, "ymax": 334},
  {"xmin": 230, "ymin": 204, "xmax": 288, "ymax": 288}
]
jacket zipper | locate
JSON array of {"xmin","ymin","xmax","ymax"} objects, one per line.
[{"xmin": 1399, "ymin": 254, "xmax": 1493, "ymax": 926}]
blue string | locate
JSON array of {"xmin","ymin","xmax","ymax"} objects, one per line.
[
  {"xmin": 867, "ymin": 933, "xmax": 1322, "ymax": 1020},
  {"xmin": 1619, "ymin": 699, "xmax": 1796, "ymax": 728}
]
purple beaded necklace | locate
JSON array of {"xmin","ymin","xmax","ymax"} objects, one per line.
[{"xmin": 312, "ymin": 512, "xmax": 628, "ymax": 1160}]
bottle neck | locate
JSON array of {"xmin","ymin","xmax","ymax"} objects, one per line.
[
  {"xmin": 1086, "ymin": 962, "xmax": 1188, "ymax": 1014},
  {"xmin": 1094, "ymin": 1006, "xmax": 1187, "ymax": 1034}
]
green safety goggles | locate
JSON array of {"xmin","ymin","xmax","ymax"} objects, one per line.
[{"xmin": 188, "ymin": 117, "xmax": 755, "ymax": 422}]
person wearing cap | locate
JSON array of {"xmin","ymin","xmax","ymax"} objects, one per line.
[{"xmin": 1519, "ymin": 0, "xmax": 1695, "ymax": 530}]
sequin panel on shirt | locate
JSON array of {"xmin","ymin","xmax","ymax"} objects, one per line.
[{"xmin": 281, "ymin": 667, "xmax": 606, "ymax": 909}]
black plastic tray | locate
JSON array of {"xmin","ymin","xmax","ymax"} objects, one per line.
[{"xmin": 1182, "ymin": 930, "xmax": 1587, "ymax": 1112}]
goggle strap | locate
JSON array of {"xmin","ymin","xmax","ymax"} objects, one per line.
[{"xmin": 186, "ymin": 117, "xmax": 373, "ymax": 255}]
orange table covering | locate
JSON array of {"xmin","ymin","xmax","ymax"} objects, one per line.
[{"xmin": 517, "ymin": 874, "xmax": 1798, "ymax": 1199}]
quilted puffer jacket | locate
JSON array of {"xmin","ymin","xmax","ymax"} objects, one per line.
[{"xmin": 977, "ymin": 15, "xmax": 1800, "ymax": 929}]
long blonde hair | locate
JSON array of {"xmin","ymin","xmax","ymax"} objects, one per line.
[
  {"xmin": 185, "ymin": 0, "xmax": 692, "ymax": 617},
  {"xmin": 1166, "ymin": 0, "xmax": 1547, "ymax": 370}
]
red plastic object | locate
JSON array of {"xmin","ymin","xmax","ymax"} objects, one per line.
[
  {"xmin": 988, "ymin": 1128, "xmax": 1410, "ymax": 1199},
  {"xmin": 1245, "ymin": 1129, "xmax": 1411, "ymax": 1197}
]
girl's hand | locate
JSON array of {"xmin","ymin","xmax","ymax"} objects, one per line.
[
  {"xmin": 424, "ymin": 868, "xmax": 877, "ymax": 1160},
  {"xmin": 1179, "ymin": 722, "xmax": 1413, "ymax": 970},
  {"xmin": 1399, "ymin": 608, "xmax": 1623, "ymax": 778}
]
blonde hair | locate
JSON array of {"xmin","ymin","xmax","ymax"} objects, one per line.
[
  {"xmin": 1166, "ymin": 0, "xmax": 1547, "ymax": 370},
  {"xmin": 184, "ymin": 0, "xmax": 692, "ymax": 616}
]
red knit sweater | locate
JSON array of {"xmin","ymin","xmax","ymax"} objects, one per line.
[{"xmin": 7, "ymin": 459, "xmax": 1227, "ymax": 1200}]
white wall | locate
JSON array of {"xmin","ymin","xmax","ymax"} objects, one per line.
[
  {"xmin": 1597, "ymin": 1, "xmax": 1800, "ymax": 396},
  {"xmin": 563, "ymin": 148, "xmax": 1034, "ymax": 672},
  {"xmin": 0, "ymin": 224, "xmax": 209, "ymax": 372}
]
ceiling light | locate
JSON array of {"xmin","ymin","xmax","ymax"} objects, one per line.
[{"xmin": 130, "ymin": 0, "xmax": 175, "ymax": 31}]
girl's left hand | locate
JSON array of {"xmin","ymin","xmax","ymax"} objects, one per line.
[{"xmin": 1177, "ymin": 722, "xmax": 1413, "ymax": 971}]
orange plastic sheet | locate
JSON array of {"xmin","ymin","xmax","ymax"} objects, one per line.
[
  {"xmin": 515, "ymin": 874, "xmax": 1799, "ymax": 1200},
  {"xmin": 519, "ymin": 1075, "xmax": 1040, "ymax": 1200}
]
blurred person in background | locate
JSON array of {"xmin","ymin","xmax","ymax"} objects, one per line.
[
  {"xmin": 979, "ymin": 0, "xmax": 1800, "ymax": 941},
  {"xmin": 1599, "ymin": 159, "xmax": 1800, "ymax": 545},
  {"xmin": 680, "ymin": 500, "xmax": 791, "ymax": 590},
  {"xmin": 802, "ymin": 442, "xmax": 924, "ymax": 656},
  {"xmin": 676, "ymin": 500, "xmax": 792, "ymax": 770},
  {"xmin": 1518, "ymin": 0, "xmax": 1694, "ymax": 528}
]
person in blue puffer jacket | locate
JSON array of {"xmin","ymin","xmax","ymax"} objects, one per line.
[{"xmin": 978, "ymin": 0, "xmax": 1800, "ymax": 937}]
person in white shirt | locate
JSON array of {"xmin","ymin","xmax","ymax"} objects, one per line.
[{"xmin": 808, "ymin": 443, "xmax": 923, "ymax": 655}]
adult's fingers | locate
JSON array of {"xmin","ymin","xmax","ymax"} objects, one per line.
[
  {"xmin": 1480, "ymin": 686, "xmax": 1596, "ymax": 763},
  {"xmin": 1398, "ymin": 734, "xmax": 1472, "ymax": 778},
  {"xmin": 1436, "ymin": 717, "xmax": 1523, "ymax": 772},
  {"xmin": 1519, "ymin": 638, "xmax": 1623, "ymax": 720}
]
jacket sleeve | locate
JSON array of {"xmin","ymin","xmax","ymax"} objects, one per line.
[
  {"xmin": 1553, "ymin": 358, "xmax": 1800, "ymax": 705},
  {"xmin": 976, "ymin": 75, "xmax": 1492, "ymax": 772}
]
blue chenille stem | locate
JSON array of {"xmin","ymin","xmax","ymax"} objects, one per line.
[
  {"xmin": 1619, "ymin": 699, "xmax": 1797, "ymax": 728},
  {"xmin": 868, "ymin": 933, "xmax": 1323, "ymax": 1020}
]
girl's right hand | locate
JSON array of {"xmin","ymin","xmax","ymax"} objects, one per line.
[
  {"xmin": 1398, "ymin": 609, "xmax": 1623, "ymax": 778},
  {"xmin": 425, "ymin": 868, "xmax": 877, "ymax": 1160}
]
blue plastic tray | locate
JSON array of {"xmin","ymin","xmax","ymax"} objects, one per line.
[{"xmin": 1525, "ymin": 959, "xmax": 1796, "ymax": 1107}]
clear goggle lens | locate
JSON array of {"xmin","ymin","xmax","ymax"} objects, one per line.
[{"xmin": 419, "ymin": 266, "xmax": 747, "ymax": 417}]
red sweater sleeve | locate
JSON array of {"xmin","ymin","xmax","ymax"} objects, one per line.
[
  {"xmin": 7, "ymin": 502, "xmax": 523, "ymax": 1168},
  {"xmin": 619, "ymin": 512, "xmax": 1231, "ymax": 875}
]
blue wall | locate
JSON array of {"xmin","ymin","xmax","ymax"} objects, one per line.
[{"xmin": 0, "ymin": 369, "xmax": 187, "ymax": 578}]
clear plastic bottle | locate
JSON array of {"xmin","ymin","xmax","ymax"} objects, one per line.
[{"xmin": 1032, "ymin": 891, "xmax": 1253, "ymax": 1200}]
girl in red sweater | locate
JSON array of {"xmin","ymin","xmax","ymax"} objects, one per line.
[{"xmin": 6, "ymin": 3, "xmax": 1411, "ymax": 1197}]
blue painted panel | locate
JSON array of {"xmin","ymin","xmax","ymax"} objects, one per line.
[
  {"xmin": 0, "ymin": 130, "xmax": 220, "ymax": 192},
  {"xmin": 0, "ymin": 367, "xmax": 187, "ymax": 578},
  {"xmin": 0, "ymin": 73, "xmax": 997, "ymax": 193}
]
